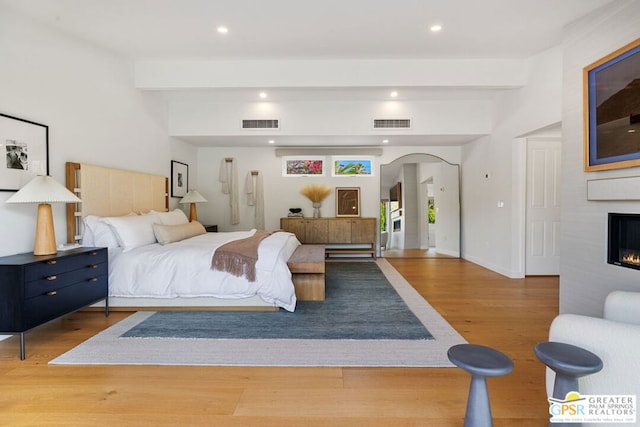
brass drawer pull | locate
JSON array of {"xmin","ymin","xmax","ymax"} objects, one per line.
[
  {"xmin": 90, "ymin": 252, "xmax": 98, "ymax": 256},
  {"xmin": 88, "ymin": 278, "xmax": 98, "ymax": 283},
  {"xmin": 46, "ymin": 290, "xmax": 57, "ymax": 296},
  {"xmin": 47, "ymin": 260, "xmax": 57, "ymax": 265},
  {"xmin": 89, "ymin": 264, "xmax": 98, "ymax": 269},
  {"xmin": 46, "ymin": 275, "xmax": 57, "ymax": 281}
]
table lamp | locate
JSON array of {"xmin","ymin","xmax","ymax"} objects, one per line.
[
  {"xmin": 179, "ymin": 189, "xmax": 207, "ymax": 222},
  {"xmin": 5, "ymin": 175, "xmax": 81, "ymax": 255}
]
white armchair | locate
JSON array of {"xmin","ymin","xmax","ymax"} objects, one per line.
[{"xmin": 547, "ymin": 291, "xmax": 640, "ymax": 400}]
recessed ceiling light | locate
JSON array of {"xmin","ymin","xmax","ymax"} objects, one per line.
[
  {"xmin": 268, "ymin": 140, "xmax": 275, "ymax": 144},
  {"xmin": 390, "ymin": 91, "xmax": 398, "ymax": 98},
  {"xmin": 382, "ymin": 139, "xmax": 389, "ymax": 144},
  {"xmin": 217, "ymin": 26, "xmax": 229, "ymax": 34},
  {"xmin": 259, "ymin": 92, "xmax": 267, "ymax": 99},
  {"xmin": 430, "ymin": 24, "xmax": 442, "ymax": 33}
]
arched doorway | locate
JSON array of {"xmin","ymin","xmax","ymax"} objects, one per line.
[{"xmin": 379, "ymin": 154, "xmax": 460, "ymax": 258}]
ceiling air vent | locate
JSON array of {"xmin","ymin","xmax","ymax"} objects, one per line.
[
  {"xmin": 242, "ymin": 119, "xmax": 279, "ymax": 130},
  {"xmin": 373, "ymin": 119, "xmax": 411, "ymax": 129}
]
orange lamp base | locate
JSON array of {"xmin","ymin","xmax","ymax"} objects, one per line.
[
  {"xmin": 34, "ymin": 203, "xmax": 57, "ymax": 256},
  {"xmin": 189, "ymin": 203, "xmax": 198, "ymax": 222}
]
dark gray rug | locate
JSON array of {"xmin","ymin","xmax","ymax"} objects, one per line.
[{"xmin": 122, "ymin": 262, "xmax": 433, "ymax": 340}]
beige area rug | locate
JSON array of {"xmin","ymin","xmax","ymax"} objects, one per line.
[{"xmin": 50, "ymin": 259, "xmax": 466, "ymax": 367}]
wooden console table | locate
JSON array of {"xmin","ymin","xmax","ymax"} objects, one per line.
[{"xmin": 280, "ymin": 217, "xmax": 376, "ymax": 258}]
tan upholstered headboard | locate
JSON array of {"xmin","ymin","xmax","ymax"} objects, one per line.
[{"xmin": 66, "ymin": 162, "xmax": 169, "ymax": 243}]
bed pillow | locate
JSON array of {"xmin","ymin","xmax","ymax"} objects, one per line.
[
  {"xmin": 152, "ymin": 209, "xmax": 189, "ymax": 226},
  {"xmin": 153, "ymin": 221, "xmax": 206, "ymax": 245},
  {"xmin": 101, "ymin": 212, "xmax": 160, "ymax": 252},
  {"xmin": 82, "ymin": 214, "xmax": 127, "ymax": 249},
  {"xmin": 80, "ymin": 219, "xmax": 95, "ymax": 246}
]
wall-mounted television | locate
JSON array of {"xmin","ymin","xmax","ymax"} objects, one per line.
[{"xmin": 389, "ymin": 182, "xmax": 402, "ymax": 208}]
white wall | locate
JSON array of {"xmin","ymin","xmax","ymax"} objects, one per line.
[
  {"xmin": 402, "ymin": 164, "xmax": 420, "ymax": 249},
  {"xmin": 136, "ymin": 57, "xmax": 528, "ymax": 90},
  {"xmin": 0, "ymin": 7, "xmax": 181, "ymax": 257},
  {"xmin": 194, "ymin": 146, "xmax": 461, "ymax": 234},
  {"xmin": 430, "ymin": 162, "xmax": 461, "ymax": 256},
  {"xmin": 461, "ymin": 46, "xmax": 564, "ymax": 277},
  {"xmin": 169, "ymin": 99, "xmax": 492, "ymax": 139},
  {"xmin": 195, "ymin": 147, "xmax": 380, "ymax": 231},
  {"xmin": 559, "ymin": 1, "xmax": 640, "ymax": 316},
  {"xmin": 169, "ymin": 137, "xmax": 200, "ymax": 212}
]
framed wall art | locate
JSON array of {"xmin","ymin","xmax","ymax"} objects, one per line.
[
  {"xmin": 0, "ymin": 113, "xmax": 49, "ymax": 191},
  {"xmin": 282, "ymin": 157, "xmax": 325, "ymax": 176},
  {"xmin": 336, "ymin": 187, "xmax": 360, "ymax": 217},
  {"xmin": 584, "ymin": 37, "xmax": 640, "ymax": 172},
  {"xmin": 171, "ymin": 160, "xmax": 188, "ymax": 198},
  {"xmin": 332, "ymin": 157, "xmax": 374, "ymax": 176}
]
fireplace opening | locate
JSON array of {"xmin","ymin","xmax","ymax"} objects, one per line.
[{"xmin": 608, "ymin": 213, "xmax": 640, "ymax": 270}]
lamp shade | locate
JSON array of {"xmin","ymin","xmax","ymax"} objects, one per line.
[
  {"xmin": 179, "ymin": 190, "xmax": 207, "ymax": 222},
  {"xmin": 179, "ymin": 189, "xmax": 207, "ymax": 204},
  {"xmin": 5, "ymin": 175, "xmax": 81, "ymax": 204}
]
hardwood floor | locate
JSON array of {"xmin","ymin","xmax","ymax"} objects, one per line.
[
  {"xmin": 0, "ymin": 258, "xmax": 558, "ymax": 426},
  {"xmin": 382, "ymin": 248, "xmax": 455, "ymax": 258}
]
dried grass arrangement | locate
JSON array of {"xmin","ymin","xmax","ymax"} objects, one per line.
[{"xmin": 300, "ymin": 184, "xmax": 332, "ymax": 203}]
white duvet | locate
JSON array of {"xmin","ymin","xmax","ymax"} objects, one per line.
[{"xmin": 108, "ymin": 230, "xmax": 300, "ymax": 312}]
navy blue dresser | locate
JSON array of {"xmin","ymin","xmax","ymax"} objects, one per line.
[{"xmin": 0, "ymin": 247, "xmax": 108, "ymax": 359}]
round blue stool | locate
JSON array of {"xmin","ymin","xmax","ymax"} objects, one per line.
[
  {"xmin": 447, "ymin": 344, "xmax": 514, "ymax": 427},
  {"xmin": 534, "ymin": 341, "xmax": 603, "ymax": 427}
]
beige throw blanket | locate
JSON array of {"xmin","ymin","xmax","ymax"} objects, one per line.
[{"xmin": 211, "ymin": 230, "xmax": 274, "ymax": 282}]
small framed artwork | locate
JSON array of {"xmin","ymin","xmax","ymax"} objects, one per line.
[
  {"xmin": 336, "ymin": 187, "xmax": 360, "ymax": 217},
  {"xmin": 171, "ymin": 160, "xmax": 188, "ymax": 198},
  {"xmin": 0, "ymin": 113, "xmax": 49, "ymax": 192},
  {"xmin": 584, "ymin": 37, "xmax": 640, "ymax": 171},
  {"xmin": 332, "ymin": 157, "xmax": 374, "ymax": 176},
  {"xmin": 282, "ymin": 157, "xmax": 325, "ymax": 176}
]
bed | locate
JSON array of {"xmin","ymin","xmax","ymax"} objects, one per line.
[{"xmin": 65, "ymin": 162, "xmax": 300, "ymax": 311}]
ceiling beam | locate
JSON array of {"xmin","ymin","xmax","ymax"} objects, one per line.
[{"xmin": 135, "ymin": 58, "xmax": 527, "ymax": 90}]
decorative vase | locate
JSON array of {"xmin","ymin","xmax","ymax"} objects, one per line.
[{"xmin": 312, "ymin": 202, "xmax": 322, "ymax": 218}]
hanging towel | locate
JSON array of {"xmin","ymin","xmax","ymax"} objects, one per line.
[
  {"xmin": 219, "ymin": 158, "xmax": 240, "ymax": 224},
  {"xmin": 246, "ymin": 171, "xmax": 265, "ymax": 230},
  {"xmin": 219, "ymin": 159, "xmax": 230, "ymax": 194},
  {"xmin": 246, "ymin": 171, "xmax": 254, "ymax": 205}
]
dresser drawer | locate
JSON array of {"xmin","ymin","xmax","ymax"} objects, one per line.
[
  {"xmin": 24, "ymin": 249, "xmax": 107, "ymax": 282},
  {"xmin": 25, "ymin": 262, "xmax": 108, "ymax": 299},
  {"xmin": 0, "ymin": 247, "xmax": 109, "ymax": 359},
  {"xmin": 24, "ymin": 275, "xmax": 108, "ymax": 329}
]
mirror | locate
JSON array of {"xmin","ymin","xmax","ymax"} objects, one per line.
[{"xmin": 380, "ymin": 154, "xmax": 460, "ymax": 258}]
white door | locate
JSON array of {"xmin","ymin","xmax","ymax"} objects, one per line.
[{"xmin": 525, "ymin": 138, "xmax": 561, "ymax": 275}]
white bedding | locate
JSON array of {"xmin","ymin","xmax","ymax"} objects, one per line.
[{"xmin": 108, "ymin": 230, "xmax": 300, "ymax": 312}]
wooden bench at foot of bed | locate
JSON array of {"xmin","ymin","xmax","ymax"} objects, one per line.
[{"xmin": 287, "ymin": 245, "xmax": 326, "ymax": 301}]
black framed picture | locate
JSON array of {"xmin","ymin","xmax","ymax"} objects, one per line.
[
  {"xmin": 0, "ymin": 113, "xmax": 49, "ymax": 191},
  {"xmin": 584, "ymin": 37, "xmax": 640, "ymax": 171},
  {"xmin": 171, "ymin": 160, "xmax": 188, "ymax": 198}
]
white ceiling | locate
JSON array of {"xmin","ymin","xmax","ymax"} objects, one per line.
[
  {"xmin": 0, "ymin": 0, "xmax": 616, "ymax": 147},
  {"xmin": 0, "ymin": 0, "xmax": 614, "ymax": 60}
]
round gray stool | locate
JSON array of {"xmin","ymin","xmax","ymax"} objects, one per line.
[
  {"xmin": 447, "ymin": 344, "xmax": 514, "ymax": 427},
  {"xmin": 534, "ymin": 341, "xmax": 603, "ymax": 401},
  {"xmin": 534, "ymin": 340, "xmax": 603, "ymax": 403}
]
